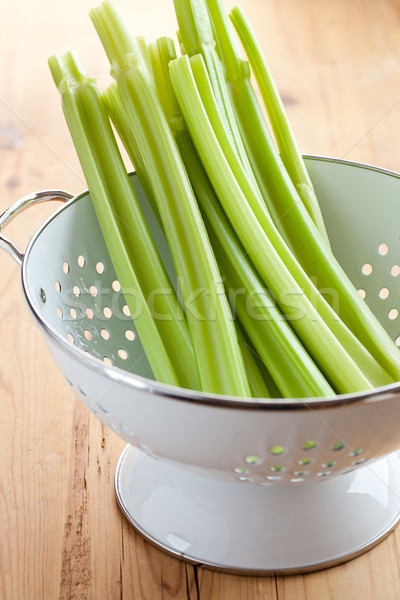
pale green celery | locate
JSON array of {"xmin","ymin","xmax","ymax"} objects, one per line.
[
  {"xmin": 190, "ymin": 31, "xmax": 400, "ymax": 384},
  {"xmin": 150, "ymin": 36, "xmax": 334, "ymax": 397},
  {"xmin": 169, "ymin": 55, "xmax": 386, "ymax": 393},
  {"xmin": 48, "ymin": 52, "xmax": 191, "ymax": 388},
  {"xmin": 173, "ymin": 125, "xmax": 335, "ymax": 397},
  {"xmin": 208, "ymin": 2, "xmax": 400, "ymax": 381},
  {"xmin": 235, "ymin": 323, "xmax": 273, "ymax": 399},
  {"xmin": 230, "ymin": 7, "xmax": 329, "ymax": 242},
  {"xmin": 206, "ymin": 0, "xmax": 329, "ymax": 243},
  {"xmin": 90, "ymin": 1, "xmax": 251, "ymax": 397},
  {"xmin": 135, "ymin": 36, "xmax": 154, "ymax": 81},
  {"xmin": 186, "ymin": 54, "xmax": 394, "ymax": 389},
  {"xmin": 173, "ymin": 0, "xmax": 255, "ymax": 182},
  {"xmin": 190, "ymin": 53, "xmax": 397, "ymax": 389},
  {"xmin": 102, "ymin": 83, "xmax": 161, "ymax": 223}
]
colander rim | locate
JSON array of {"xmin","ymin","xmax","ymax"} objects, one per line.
[{"xmin": 21, "ymin": 155, "xmax": 400, "ymax": 411}]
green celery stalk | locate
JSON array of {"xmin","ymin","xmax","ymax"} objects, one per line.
[
  {"xmin": 184, "ymin": 52, "xmax": 394, "ymax": 389},
  {"xmin": 48, "ymin": 51, "xmax": 193, "ymax": 388},
  {"xmin": 169, "ymin": 54, "xmax": 388, "ymax": 394},
  {"xmin": 90, "ymin": 0, "xmax": 251, "ymax": 397},
  {"xmin": 149, "ymin": 35, "xmax": 335, "ymax": 397},
  {"xmin": 173, "ymin": 0, "xmax": 255, "ymax": 183},
  {"xmin": 234, "ymin": 322, "xmax": 275, "ymax": 399},
  {"xmin": 102, "ymin": 82, "xmax": 161, "ymax": 223},
  {"xmin": 194, "ymin": 6, "xmax": 400, "ymax": 382},
  {"xmin": 206, "ymin": 0, "xmax": 329, "ymax": 243}
]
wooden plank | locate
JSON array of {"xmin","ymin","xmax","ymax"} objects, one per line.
[{"xmin": 1, "ymin": 0, "xmax": 400, "ymax": 598}]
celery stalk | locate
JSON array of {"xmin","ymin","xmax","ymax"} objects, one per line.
[
  {"xmin": 48, "ymin": 51, "xmax": 190, "ymax": 388},
  {"xmin": 173, "ymin": 0, "xmax": 255, "ymax": 182},
  {"xmin": 206, "ymin": 0, "xmax": 329, "ymax": 243},
  {"xmin": 235, "ymin": 323, "xmax": 275, "ymax": 399},
  {"xmin": 102, "ymin": 82, "xmax": 161, "ymax": 223},
  {"xmin": 90, "ymin": 0, "xmax": 251, "ymax": 397},
  {"xmin": 184, "ymin": 52, "xmax": 394, "ymax": 389},
  {"xmin": 169, "ymin": 54, "xmax": 384, "ymax": 393},
  {"xmin": 230, "ymin": 7, "xmax": 329, "ymax": 237},
  {"xmin": 197, "ymin": 5, "xmax": 400, "ymax": 382},
  {"xmin": 150, "ymin": 35, "xmax": 335, "ymax": 397}
]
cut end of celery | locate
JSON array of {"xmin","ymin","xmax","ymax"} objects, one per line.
[{"xmin": 48, "ymin": 51, "xmax": 95, "ymax": 91}]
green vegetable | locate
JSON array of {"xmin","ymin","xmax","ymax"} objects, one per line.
[
  {"xmin": 204, "ymin": 2, "xmax": 400, "ymax": 382},
  {"xmin": 90, "ymin": 0, "xmax": 251, "ymax": 397},
  {"xmin": 48, "ymin": 51, "xmax": 199, "ymax": 389},
  {"xmin": 207, "ymin": 0, "xmax": 330, "ymax": 243},
  {"xmin": 169, "ymin": 53, "xmax": 386, "ymax": 394},
  {"xmin": 150, "ymin": 35, "xmax": 335, "ymax": 397}
]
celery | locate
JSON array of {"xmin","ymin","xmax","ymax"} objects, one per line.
[
  {"xmin": 48, "ymin": 51, "xmax": 195, "ymax": 388},
  {"xmin": 150, "ymin": 36, "xmax": 335, "ymax": 397},
  {"xmin": 235, "ymin": 323, "xmax": 275, "ymax": 399},
  {"xmin": 173, "ymin": 0, "xmax": 255, "ymax": 183},
  {"xmin": 207, "ymin": 0, "xmax": 329, "ymax": 243},
  {"xmin": 101, "ymin": 82, "xmax": 161, "ymax": 223},
  {"xmin": 90, "ymin": 0, "xmax": 251, "ymax": 397},
  {"xmin": 169, "ymin": 54, "xmax": 388, "ymax": 394},
  {"xmin": 183, "ymin": 52, "xmax": 394, "ymax": 390},
  {"xmin": 200, "ymin": 4, "xmax": 400, "ymax": 382}
]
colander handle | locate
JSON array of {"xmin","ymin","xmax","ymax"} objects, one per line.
[{"xmin": 0, "ymin": 190, "xmax": 73, "ymax": 265}]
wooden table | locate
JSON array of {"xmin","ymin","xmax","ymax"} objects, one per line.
[{"xmin": 2, "ymin": 0, "xmax": 400, "ymax": 597}]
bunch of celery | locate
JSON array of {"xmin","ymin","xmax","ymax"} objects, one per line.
[{"xmin": 48, "ymin": 0, "xmax": 400, "ymax": 398}]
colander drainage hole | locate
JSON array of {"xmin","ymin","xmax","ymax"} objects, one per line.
[
  {"xmin": 361, "ymin": 263, "xmax": 373, "ymax": 276},
  {"xmin": 86, "ymin": 308, "xmax": 94, "ymax": 319},
  {"xmin": 270, "ymin": 445, "xmax": 285, "ymax": 456},
  {"xmin": 112, "ymin": 280, "xmax": 121, "ymax": 292},
  {"xmin": 73, "ymin": 285, "xmax": 81, "ymax": 298},
  {"xmin": 101, "ymin": 329, "xmax": 110, "ymax": 340},
  {"xmin": 245, "ymin": 455, "xmax": 260, "ymax": 464},
  {"xmin": 302, "ymin": 440, "xmax": 317, "ymax": 451},
  {"xmin": 332, "ymin": 442, "xmax": 345, "ymax": 451},
  {"xmin": 349, "ymin": 448, "xmax": 364, "ymax": 457},
  {"xmin": 396, "ymin": 337, "xmax": 400, "ymax": 347},
  {"xmin": 391, "ymin": 265, "xmax": 400, "ymax": 277},
  {"xmin": 56, "ymin": 307, "xmax": 63, "ymax": 319},
  {"xmin": 298, "ymin": 458, "xmax": 312, "ymax": 466},
  {"xmin": 118, "ymin": 349, "xmax": 128, "ymax": 360},
  {"xmin": 358, "ymin": 289, "xmax": 366, "ymax": 299},
  {"xmin": 96, "ymin": 262, "xmax": 105, "ymax": 274},
  {"xmin": 103, "ymin": 307, "xmax": 112, "ymax": 319},
  {"xmin": 378, "ymin": 243, "xmax": 389, "ymax": 256},
  {"xmin": 63, "ymin": 262, "xmax": 70, "ymax": 274},
  {"xmin": 125, "ymin": 330, "xmax": 135, "ymax": 341},
  {"xmin": 388, "ymin": 308, "xmax": 399, "ymax": 320},
  {"xmin": 67, "ymin": 333, "xmax": 74, "ymax": 344},
  {"xmin": 234, "ymin": 467, "xmax": 249, "ymax": 474},
  {"xmin": 55, "ymin": 281, "xmax": 61, "ymax": 293},
  {"xmin": 379, "ymin": 288, "xmax": 389, "ymax": 300},
  {"xmin": 89, "ymin": 285, "xmax": 98, "ymax": 297},
  {"xmin": 77, "ymin": 255, "xmax": 86, "ymax": 267}
]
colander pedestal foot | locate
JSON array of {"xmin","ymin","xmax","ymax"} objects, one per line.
[{"xmin": 115, "ymin": 445, "xmax": 400, "ymax": 574}]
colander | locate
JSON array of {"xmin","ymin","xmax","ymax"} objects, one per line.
[{"xmin": 2, "ymin": 155, "xmax": 400, "ymax": 575}]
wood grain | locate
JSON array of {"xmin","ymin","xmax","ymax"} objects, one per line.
[{"xmin": 1, "ymin": 0, "xmax": 400, "ymax": 598}]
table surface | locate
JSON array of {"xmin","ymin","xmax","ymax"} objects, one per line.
[{"xmin": 2, "ymin": 0, "xmax": 400, "ymax": 598}]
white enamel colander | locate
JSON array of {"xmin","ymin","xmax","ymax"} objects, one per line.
[{"xmin": 2, "ymin": 156, "xmax": 400, "ymax": 574}]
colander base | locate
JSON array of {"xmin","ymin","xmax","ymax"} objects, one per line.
[{"xmin": 115, "ymin": 446, "xmax": 400, "ymax": 574}]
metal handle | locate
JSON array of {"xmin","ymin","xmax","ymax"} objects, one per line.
[{"xmin": 0, "ymin": 190, "xmax": 73, "ymax": 265}]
